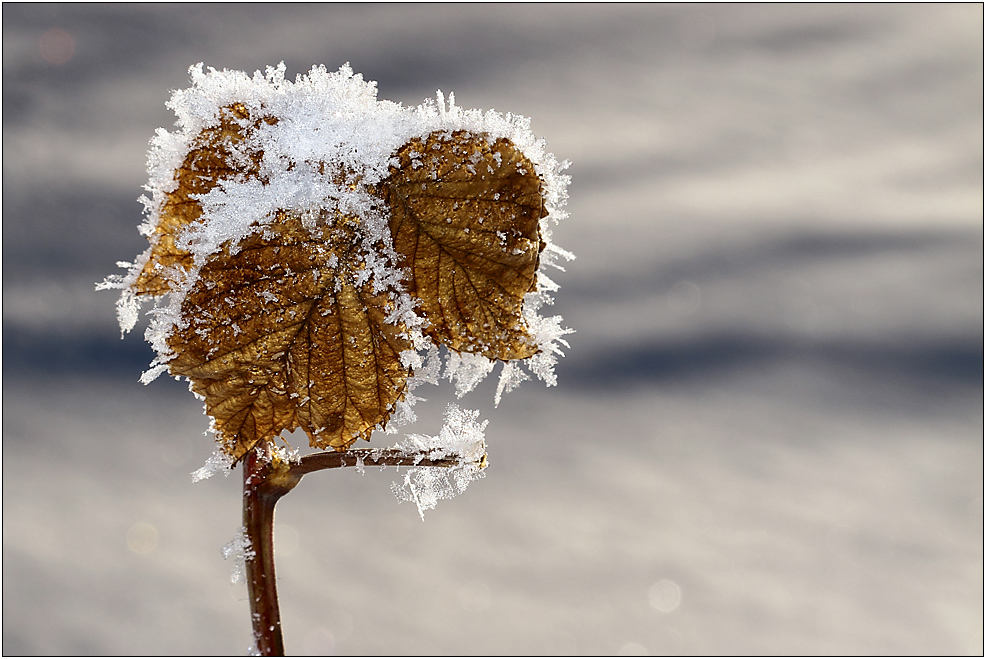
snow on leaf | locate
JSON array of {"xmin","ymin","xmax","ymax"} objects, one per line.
[
  {"xmin": 381, "ymin": 131, "xmax": 545, "ymax": 361},
  {"xmin": 168, "ymin": 211, "xmax": 411, "ymax": 460},
  {"xmin": 102, "ymin": 64, "xmax": 573, "ymax": 464},
  {"xmin": 134, "ymin": 104, "xmax": 272, "ymax": 298}
]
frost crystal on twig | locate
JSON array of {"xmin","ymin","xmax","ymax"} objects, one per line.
[
  {"xmin": 392, "ymin": 404, "xmax": 488, "ymax": 519},
  {"xmin": 99, "ymin": 62, "xmax": 573, "ymax": 462},
  {"xmin": 221, "ymin": 526, "xmax": 255, "ymax": 584},
  {"xmin": 191, "ymin": 449, "xmax": 235, "ymax": 482}
]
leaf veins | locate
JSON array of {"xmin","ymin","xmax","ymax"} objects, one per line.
[
  {"xmin": 167, "ymin": 211, "xmax": 411, "ymax": 459},
  {"xmin": 134, "ymin": 104, "xmax": 272, "ymax": 297},
  {"xmin": 381, "ymin": 131, "xmax": 546, "ymax": 361},
  {"xmin": 140, "ymin": 117, "xmax": 549, "ymax": 460}
]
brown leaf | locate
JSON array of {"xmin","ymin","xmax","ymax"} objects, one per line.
[
  {"xmin": 141, "ymin": 119, "xmax": 549, "ymax": 461},
  {"xmin": 134, "ymin": 104, "xmax": 271, "ymax": 297},
  {"xmin": 381, "ymin": 131, "xmax": 546, "ymax": 361},
  {"xmin": 167, "ymin": 211, "xmax": 411, "ymax": 459}
]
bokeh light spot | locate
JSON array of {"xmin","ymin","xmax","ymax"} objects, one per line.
[
  {"xmin": 618, "ymin": 641, "xmax": 649, "ymax": 655},
  {"xmin": 648, "ymin": 579, "xmax": 682, "ymax": 613},
  {"xmin": 39, "ymin": 28, "xmax": 75, "ymax": 66},
  {"xmin": 126, "ymin": 521, "xmax": 158, "ymax": 555}
]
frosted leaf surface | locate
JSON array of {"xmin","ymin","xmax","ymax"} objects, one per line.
[{"xmin": 99, "ymin": 62, "xmax": 572, "ymax": 462}]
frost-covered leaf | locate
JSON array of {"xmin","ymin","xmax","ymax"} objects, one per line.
[
  {"xmin": 102, "ymin": 64, "xmax": 573, "ymax": 464},
  {"xmin": 382, "ymin": 131, "xmax": 545, "ymax": 361},
  {"xmin": 168, "ymin": 211, "xmax": 411, "ymax": 459},
  {"xmin": 134, "ymin": 104, "xmax": 271, "ymax": 297}
]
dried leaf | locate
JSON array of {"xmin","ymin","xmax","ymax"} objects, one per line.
[
  {"xmin": 134, "ymin": 104, "xmax": 270, "ymax": 297},
  {"xmin": 134, "ymin": 114, "xmax": 551, "ymax": 461},
  {"xmin": 382, "ymin": 131, "xmax": 546, "ymax": 361},
  {"xmin": 167, "ymin": 211, "xmax": 411, "ymax": 459}
]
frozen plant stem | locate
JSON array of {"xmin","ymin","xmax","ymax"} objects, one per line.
[
  {"xmin": 242, "ymin": 451, "xmax": 288, "ymax": 657},
  {"xmin": 240, "ymin": 447, "xmax": 476, "ymax": 656},
  {"xmin": 99, "ymin": 63, "xmax": 571, "ymax": 657}
]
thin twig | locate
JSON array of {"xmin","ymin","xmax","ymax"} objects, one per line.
[
  {"xmin": 241, "ymin": 446, "xmax": 478, "ymax": 655},
  {"xmin": 289, "ymin": 447, "xmax": 467, "ymax": 478},
  {"xmin": 242, "ymin": 452, "xmax": 288, "ymax": 656}
]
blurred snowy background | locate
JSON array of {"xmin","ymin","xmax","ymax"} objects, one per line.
[{"xmin": 3, "ymin": 4, "xmax": 982, "ymax": 655}]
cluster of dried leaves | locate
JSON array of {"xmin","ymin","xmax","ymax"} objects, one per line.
[{"xmin": 132, "ymin": 105, "xmax": 548, "ymax": 461}]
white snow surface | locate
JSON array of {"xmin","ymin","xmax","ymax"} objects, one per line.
[{"xmin": 99, "ymin": 61, "xmax": 573, "ymax": 449}]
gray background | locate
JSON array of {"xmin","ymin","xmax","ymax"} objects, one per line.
[{"xmin": 3, "ymin": 3, "xmax": 982, "ymax": 655}]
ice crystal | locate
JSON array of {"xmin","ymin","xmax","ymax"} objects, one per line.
[
  {"xmin": 221, "ymin": 526, "xmax": 255, "ymax": 584},
  {"xmin": 392, "ymin": 404, "xmax": 488, "ymax": 519},
  {"xmin": 99, "ymin": 62, "xmax": 573, "ymax": 468},
  {"xmin": 191, "ymin": 449, "xmax": 235, "ymax": 482}
]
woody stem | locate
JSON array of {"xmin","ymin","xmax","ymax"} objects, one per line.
[
  {"xmin": 242, "ymin": 451, "xmax": 289, "ymax": 656},
  {"xmin": 288, "ymin": 447, "xmax": 466, "ymax": 477},
  {"xmin": 239, "ymin": 446, "xmax": 477, "ymax": 655}
]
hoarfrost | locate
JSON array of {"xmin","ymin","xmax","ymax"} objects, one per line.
[
  {"xmin": 495, "ymin": 361, "xmax": 530, "ymax": 406},
  {"xmin": 100, "ymin": 62, "xmax": 573, "ymax": 486},
  {"xmin": 444, "ymin": 350, "xmax": 496, "ymax": 398},
  {"xmin": 221, "ymin": 526, "xmax": 255, "ymax": 584},
  {"xmin": 385, "ymin": 395, "xmax": 421, "ymax": 433},
  {"xmin": 191, "ymin": 449, "xmax": 235, "ymax": 482},
  {"xmin": 392, "ymin": 404, "xmax": 488, "ymax": 520},
  {"xmin": 261, "ymin": 442, "xmax": 301, "ymax": 466}
]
